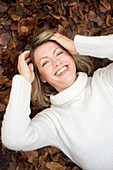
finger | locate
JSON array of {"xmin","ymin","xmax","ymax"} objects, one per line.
[
  {"xmin": 29, "ymin": 63, "xmax": 34, "ymax": 72},
  {"xmin": 50, "ymin": 34, "xmax": 60, "ymax": 41},
  {"xmin": 18, "ymin": 51, "xmax": 30, "ymax": 63},
  {"xmin": 25, "ymin": 57, "xmax": 31, "ymax": 63},
  {"xmin": 50, "ymin": 33, "xmax": 67, "ymax": 45}
]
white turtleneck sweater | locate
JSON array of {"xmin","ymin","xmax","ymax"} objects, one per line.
[{"xmin": 1, "ymin": 35, "xmax": 113, "ymax": 170}]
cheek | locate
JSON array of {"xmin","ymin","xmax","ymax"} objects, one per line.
[
  {"xmin": 63, "ymin": 54, "xmax": 73, "ymax": 61},
  {"xmin": 64, "ymin": 55, "xmax": 75, "ymax": 66},
  {"xmin": 40, "ymin": 68, "xmax": 52, "ymax": 80}
]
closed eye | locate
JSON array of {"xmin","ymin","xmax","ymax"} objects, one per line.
[
  {"xmin": 42, "ymin": 61, "xmax": 49, "ymax": 67},
  {"xmin": 57, "ymin": 51, "xmax": 63, "ymax": 56}
]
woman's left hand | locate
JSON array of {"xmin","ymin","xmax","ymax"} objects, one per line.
[
  {"xmin": 50, "ymin": 33, "xmax": 78, "ymax": 55},
  {"xmin": 17, "ymin": 51, "xmax": 35, "ymax": 83}
]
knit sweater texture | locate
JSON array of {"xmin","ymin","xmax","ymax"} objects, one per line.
[{"xmin": 1, "ymin": 34, "xmax": 113, "ymax": 170}]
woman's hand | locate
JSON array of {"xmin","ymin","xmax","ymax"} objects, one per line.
[
  {"xmin": 17, "ymin": 51, "xmax": 35, "ymax": 83},
  {"xmin": 50, "ymin": 33, "xmax": 78, "ymax": 55}
]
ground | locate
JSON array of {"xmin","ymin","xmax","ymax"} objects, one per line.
[{"xmin": 0, "ymin": 0, "xmax": 113, "ymax": 169}]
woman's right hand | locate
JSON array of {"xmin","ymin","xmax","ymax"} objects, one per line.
[
  {"xmin": 50, "ymin": 33, "xmax": 78, "ymax": 55},
  {"xmin": 17, "ymin": 51, "xmax": 35, "ymax": 83}
]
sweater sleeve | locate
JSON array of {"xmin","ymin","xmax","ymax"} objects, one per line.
[
  {"xmin": 1, "ymin": 75, "xmax": 57, "ymax": 151},
  {"xmin": 74, "ymin": 34, "xmax": 113, "ymax": 84},
  {"xmin": 74, "ymin": 34, "xmax": 113, "ymax": 60}
]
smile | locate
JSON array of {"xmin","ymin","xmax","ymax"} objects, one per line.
[{"xmin": 55, "ymin": 65, "xmax": 68, "ymax": 76}]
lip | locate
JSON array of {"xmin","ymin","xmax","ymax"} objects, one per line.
[{"xmin": 55, "ymin": 65, "xmax": 69, "ymax": 76}]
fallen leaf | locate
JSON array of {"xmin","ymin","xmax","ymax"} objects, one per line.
[
  {"xmin": 0, "ymin": 33, "xmax": 11, "ymax": 46},
  {"xmin": 45, "ymin": 162, "xmax": 63, "ymax": 169},
  {"xmin": 0, "ymin": 103, "xmax": 6, "ymax": 112},
  {"xmin": 106, "ymin": 15, "xmax": 111, "ymax": 26},
  {"xmin": 0, "ymin": 76, "xmax": 8, "ymax": 85},
  {"xmin": 18, "ymin": 17, "xmax": 35, "ymax": 35},
  {"xmin": 11, "ymin": 13, "xmax": 21, "ymax": 21},
  {"xmin": 23, "ymin": 150, "xmax": 38, "ymax": 163},
  {"xmin": 100, "ymin": 0, "xmax": 111, "ymax": 10},
  {"xmin": 21, "ymin": 26, "xmax": 29, "ymax": 33},
  {"xmin": 0, "ymin": 66, "xmax": 4, "ymax": 75},
  {"xmin": 0, "ymin": 1, "xmax": 8, "ymax": 13},
  {"xmin": 99, "ymin": 4, "xmax": 108, "ymax": 13},
  {"xmin": 48, "ymin": 146, "xmax": 60, "ymax": 155}
]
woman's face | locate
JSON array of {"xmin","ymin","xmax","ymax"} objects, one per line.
[{"xmin": 34, "ymin": 41, "xmax": 77, "ymax": 92}]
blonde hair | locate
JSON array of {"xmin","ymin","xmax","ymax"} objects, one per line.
[{"xmin": 30, "ymin": 29, "xmax": 93, "ymax": 109}]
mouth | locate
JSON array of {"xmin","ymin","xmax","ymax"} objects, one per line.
[{"xmin": 55, "ymin": 65, "xmax": 68, "ymax": 76}]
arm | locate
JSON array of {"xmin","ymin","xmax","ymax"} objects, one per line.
[
  {"xmin": 74, "ymin": 34, "xmax": 113, "ymax": 85},
  {"xmin": 74, "ymin": 34, "xmax": 113, "ymax": 60},
  {"xmin": 51, "ymin": 33, "xmax": 113, "ymax": 60},
  {"xmin": 1, "ymin": 75, "xmax": 57, "ymax": 151},
  {"xmin": 1, "ymin": 51, "xmax": 57, "ymax": 151}
]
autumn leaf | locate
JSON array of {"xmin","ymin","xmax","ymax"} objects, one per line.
[
  {"xmin": 0, "ymin": 1, "xmax": 8, "ymax": 13},
  {"xmin": 0, "ymin": 33, "xmax": 11, "ymax": 46},
  {"xmin": 23, "ymin": 150, "xmax": 38, "ymax": 163},
  {"xmin": 100, "ymin": 0, "xmax": 111, "ymax": 10},
  {"xmin": 45, "ymin": 162, "xmax": 63, "ymax": 170},
  {"xmin": 0, "ymin": 103, "xmax": 6, "ymax": 112}
]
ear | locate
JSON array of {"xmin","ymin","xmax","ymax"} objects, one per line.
[{"xmin": 40, "ymin": 75, "xmax": 47, "ymax": 83}]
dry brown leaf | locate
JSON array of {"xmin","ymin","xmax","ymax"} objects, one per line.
[
  {"xmin": 45, "ymin": 162, "xmax": 63, "ymax": 169},
  {"xmin": 38, "ymin": 151, "xmax": 48, "ymax": 167},
  {"xmin": 68, "ymin": 2, "xmax": 77, "ymax": 7},
  {"xmin": 0, "ymin": 66, "xmax": 4, "ymax": 75},
  {"xmin": 0, "ymin": 103, "xmax": 6, "ymax": 112},
  {"xmin": 77, "ymin": 24, "xmax": 87, "ymax": 35},
  {"xmin": 0, "ymin": 1, "xmax": 8, "ymax": 13},
  {"xmin": 18, "ymin": 17, "xmax": 35, "ymax": 35},
  {"xmin": 41, "ymin": 0, "xmax": 54, "ymax": 5},
  {"xmin": 72, "ymin": 166, "xmax": 81, "ymax": 170},
  {"xmin": 49, "ymin": 12, "xmax": 61, "ymax": 20},
  {"xmin": 11, "ymin": 13, "xmax": 21, "ymax": 21},
  {"xmin": 0, "ymin": 24, "xmax": 3, "ymax": 29},
  {"xmin": 48, "ymin": 146, "xmax": 60, "ymax": 155},
  {"xmin": 79, "ymin": 8, "xmax": 84, "ymax": 20},
  {"xmin": 99, "ymin": 4, "xmax": 108, "ymax": 13},
  {"xmin": 97, "ymin": 16, "xmax": 104, "ymax": 27},
  {"xmin": 23, "ymin": 150, "xmax": 38, "ymax": 163},
  {"xmin": 100, "ymin": 0, "xmax": 111, "ymax": 10},
  {"xmin": 69, "ymin": 7, "xmax": 73, "ymax": 18},
  {"xmin": 21, "ymin": 26, "xmax": 29, "ymax": 33},
  {"xmin": 7, "ymin": 7, "xmax": 15, "ymax": 15},
  {"xmin": 88, "ymin": 11, "xmax": 98, "ymax": 22},
  {"xmin": 4, "ymin": 98, "xmax": 9, "ymax": 105},
  {"xmin": 106, "ymin": 15, "xmax": 111, "ymax": 26},
  {"xmin": 0, "ymin": 88, "xmax": 10, "ymax": 101},
  {"xmin": 109, "ymin": 18, "xmax": 113, "ymax": 25},
  {"xmin": 0, "ymin": 33, "xmax": 11, "ymax": 46},
  {"xmin": 0, "ymin": 76, "xmax": 8, "ymax": 85},
  {"xmin": 1, "ymin": 16, "xmax": 12, "ymax": 26},
  {"xmin": 10, "ymin": 22, "xmax": 18, "ymax": 31}
]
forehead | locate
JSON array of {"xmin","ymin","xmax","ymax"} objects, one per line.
[
  {"xmin": 34, "ymin": 41, "xmax": 63, "ymax": 59},
  {"xmin": 35, "ymin": 41, "xmax": 61, "ymax": 51}
]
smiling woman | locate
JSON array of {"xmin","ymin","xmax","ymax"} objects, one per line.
[
  {"xmin": 30, "ymin": 29, "xmax": 93, "ymax": 109},
  {"xmin": 1, "ymin": 29, "xmax": 113, "ymax": 170},
  {"xmin": 33, "ymin": 41, "xmax": 77, "ymax": 92}
]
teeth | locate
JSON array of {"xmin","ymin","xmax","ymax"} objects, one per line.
[{"xmin": 56, "ymin": 66, "xmax": 67, "ymax": 75}]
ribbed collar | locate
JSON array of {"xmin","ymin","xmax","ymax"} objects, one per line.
[{"xmin": 50, "ymin": 72, "xmax": 88, "ymax": 106}]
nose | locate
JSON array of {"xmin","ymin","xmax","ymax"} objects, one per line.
[{"xmin": 53, "ymin": 58, "xmax": 61, "ymax": 68}]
